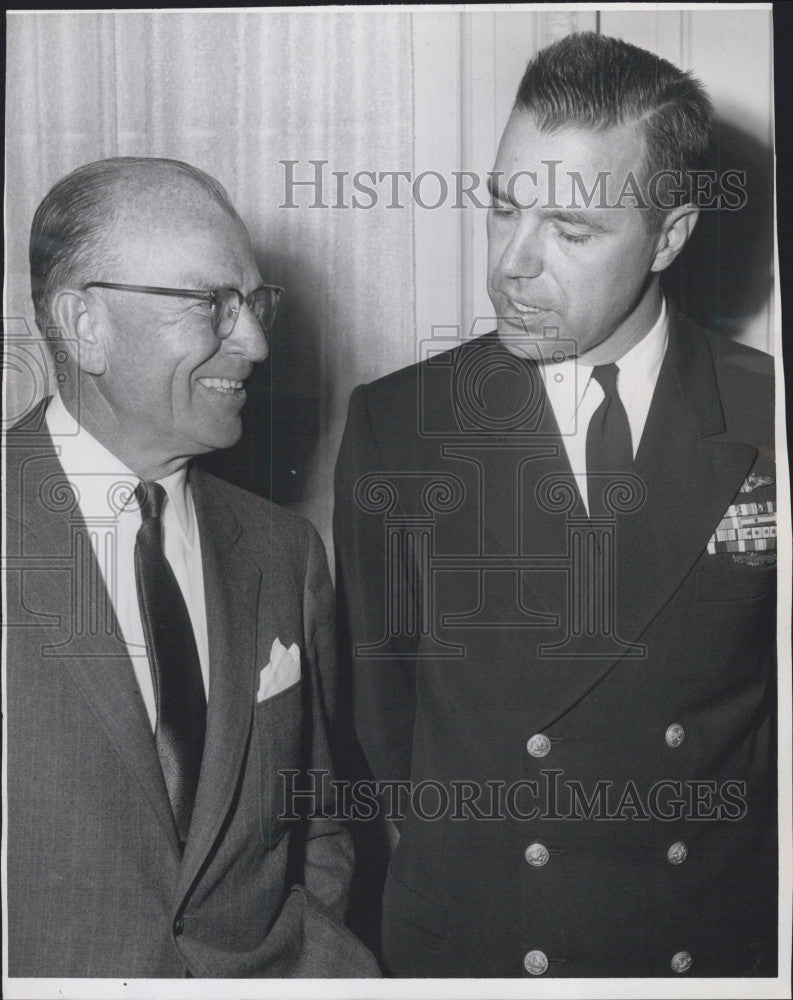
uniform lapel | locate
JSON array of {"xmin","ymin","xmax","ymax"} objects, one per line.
[
  {"xmin": 613, "ymin": 309, "xmax": 757, "ymax": 643},
  {"xmin": 176, "ymin": 467, "xmax": 261, "ymax": 899},
  {"xmin": 466, "ymin": 340, "xmax": 584, "ymax": 562},
  {"xmin": 533, "ymin": 308, "xmax": 757, "ymax": 732},
  {"xmin": 430, "ymin": 339, "xmax": 576, "ymax": 634}
]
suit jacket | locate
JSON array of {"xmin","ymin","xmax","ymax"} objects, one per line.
[
  {"xmin": 334, "ymin": 305, "xmax": 777, "ymax": 978},
  {"xmin": 5, "ymin": 400, "xmax": 379, "ymax": 978}
]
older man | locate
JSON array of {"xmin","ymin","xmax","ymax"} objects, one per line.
[
  {"xmin": 5, "ymin": 157, "xmax": 377, "ymax": 977},
  {"xmin": 335, "ymin": 34, "xmax": 777, "ymax": 977}
]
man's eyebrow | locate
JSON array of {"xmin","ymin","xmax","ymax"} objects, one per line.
[
  {"xmin": 486, "ymin": 179, "xmax": 613, "ymax": 232},
  {"xmin": 538, "ymin": 209, "xmax": 612, "ymax": 232},
  {"xmin": 178, "ymin": 271, "xmax": 240, "ymax": 290}
]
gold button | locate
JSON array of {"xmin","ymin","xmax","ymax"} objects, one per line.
[
  {"xmin": 525, "ymin": 843, "xmax": 550, "ymax": 867},
  {"xmin": 671, "ymin": 950, "xmax": 692, "ymax": 974},
  {"xmin": 524, "ymin": 950, "xmax": 549, "ymax": 975},
  {"xmin": 526, "ymin": 734, "xmax": 551, "ymax": 757},
  {"xmin": 665, "ymin": 723, "xmax": 685, "ymax": 748},
  {"xmin": 666, "ymin": 842, "xmax": 688, "ymax": 865}
]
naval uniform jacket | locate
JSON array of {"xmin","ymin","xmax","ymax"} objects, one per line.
[
  {"xmin": 333, "ymin": 305, "xmax": 777, "ymax": 977},
  {"xmin": 5, "ymin": 399, "xmax": 379, "ymax": 978}
]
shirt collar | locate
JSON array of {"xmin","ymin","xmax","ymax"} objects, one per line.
[
  {"xmin": 45, "ymin": 393, "xmax": 195, "ymax": 543},
  {"xmin": 159, "ymin": 465, "xmax": 194, "ymax": 544},
  {"xmin": 613, "ymin": 294, "xmax": 668, "ymax": 385},
  {"xmin": 539, "ymin": 296, "xmax": 669, "ymax": 410}
]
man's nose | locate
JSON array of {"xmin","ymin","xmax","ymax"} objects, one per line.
[
  {"xmin": 227, "ymin": 302, "xmax": 269, "ymax": 363},
  {"xmin": 499, "ymin": 216, "xmax": 544, "ymax": 279}
]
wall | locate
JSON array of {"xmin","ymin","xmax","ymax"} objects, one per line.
[
  {"xmin": 4, "ymin": 7, "xmax": 775, "ymax": 556},
  {"xmin": 415, "ymin": 7, "xmax": 774, "ymax": 361}
]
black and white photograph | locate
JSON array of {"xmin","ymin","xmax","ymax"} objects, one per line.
[{"xmin": 3, "ymin": 4, "xmax": 790, "ymax": 998}]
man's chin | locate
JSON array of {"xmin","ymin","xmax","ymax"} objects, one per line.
[
  {"xmin": 497, "ymin": 325, "xmax": 572, "ymax": 363},
  {"xmin": 191, "ymin": 418, "xmax": 243, "ymax": 455}
]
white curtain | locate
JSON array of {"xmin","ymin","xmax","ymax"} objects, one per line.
[
  {"xmin": 6, "ymin": 9, "xmax": 416, "ymax": 549},
  {"xmin": 5, "ymin": 9, "xmax": 776, "ymax": 552}
]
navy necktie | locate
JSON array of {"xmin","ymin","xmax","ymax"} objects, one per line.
[
  {"xmin": 134, "ymin": 481, "xmax": 206, "ymax": 847},
  {"xmin": 586, "ymin": 364, "xmax": 633, "ymax": 513}
]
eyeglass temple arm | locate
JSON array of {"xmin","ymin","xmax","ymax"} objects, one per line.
[
  {"xmin": 81, "ymin": 282, "xmax": 211, "ymax": 300},
  {"xmin": 82, "ymin": 281, "xmax": 284, "ymax": 299}
]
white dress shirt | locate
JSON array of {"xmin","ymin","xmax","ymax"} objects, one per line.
[
  {"xmin": 539, "ymin": 298, "xmax": 669, "ymax": 513},
  {"xmin": 45, "ymin": 393, "xmax": 210, "ymax": 729}
]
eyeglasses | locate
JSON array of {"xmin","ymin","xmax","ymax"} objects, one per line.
[{"xmin": 81, "ymin": 282, "xmax": 284, "ymax": 339}]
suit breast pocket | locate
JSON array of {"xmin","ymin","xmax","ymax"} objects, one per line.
[{"xmin": 254, "ymin": 680, "xmax": 303, "ymax": 845}]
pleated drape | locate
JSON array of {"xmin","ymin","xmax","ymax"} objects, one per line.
[
  {"xmin": 6, "ymin": 10, "xmax": 415, "ymax": 548},
  {"xmin": 4, "ymin": 9, "xmax": 776, "ymax": 550}
]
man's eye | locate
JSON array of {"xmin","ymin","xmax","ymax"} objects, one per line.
[
  {"xmin": 490, "ymin": 200, "xmax": 515, "ymax": 217},
  {"xmin": 558, "ymin": 229, "xmax": 593, "ymax": 245}
]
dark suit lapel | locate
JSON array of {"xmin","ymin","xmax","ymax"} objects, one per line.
[
  {"xmin": 12, "ymin": 429, "xmax": 180, "ymax": 855},
  {"xmin": 177, "ymin": 467, "xmax": 261, "ymax": 898}
]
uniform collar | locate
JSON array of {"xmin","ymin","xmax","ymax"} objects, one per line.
[
  {"xmin": 539, "ymin": 296, "xmax": 669, "ymax": 413},
  {"xmin": 613, "ymin": 294, "xmax": 668, "ymax": 387}
]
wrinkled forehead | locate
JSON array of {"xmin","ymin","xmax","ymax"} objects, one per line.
[{"xmin": 105, "ymin": 178, "xmax": 257, "ymax": 287}]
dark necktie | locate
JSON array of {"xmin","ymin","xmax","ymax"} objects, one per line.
[
  {"xmin": 586, "ymin": 364, "xmax": 633, "ymax": 513},
  {"xmin": 134, "ymin": 481, "xmax": 206, "ymax": 847}
]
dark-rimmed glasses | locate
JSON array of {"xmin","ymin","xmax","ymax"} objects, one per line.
[{"xmin": 81, "ymin": 282, "xmax": 284, "ymax": 339}]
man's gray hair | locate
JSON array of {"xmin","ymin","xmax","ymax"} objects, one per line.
[{"xmin": 30, "ymin": 157, "xmax": 238, "ymax": 338}]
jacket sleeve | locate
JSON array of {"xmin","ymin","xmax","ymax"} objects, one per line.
[
  {"xmin": 299, "ymin": 520, "xmax": 356, "ymax": 918},
  {"xmin": 333, "ymin": 383, "xmax": 419, "ymax": 788}
]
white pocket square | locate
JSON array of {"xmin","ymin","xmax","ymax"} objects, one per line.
[{"xmin": 257, "ymin": 638, "xmax": 301, "ymax": 703}]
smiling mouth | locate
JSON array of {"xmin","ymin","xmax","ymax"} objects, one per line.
[
  {"xmin": 506, "ymin": 299, "xmax": 548, "ymax": 316},
  {"xmin": 198, "ymin": 377, "xmax": 245, "ymax": 395}
]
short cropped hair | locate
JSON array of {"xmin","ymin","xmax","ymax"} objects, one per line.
[
  {"xmin": 30, "ymin": 157, "xmax": 238, "ymax": 338},
  {"xmin": 514, "ymin": 32, "xmax": 713, "ymax": 228}
]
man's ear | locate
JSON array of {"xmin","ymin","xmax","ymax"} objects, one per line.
[
  {"xmin": 50, "ymin": 289, "xmax": 107, "ymax": 376},
  {"xmin": 650, "ymin": 204, "xmax": 699, "ymax": 273}
]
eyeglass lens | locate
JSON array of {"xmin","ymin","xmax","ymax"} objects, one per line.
[{"xmin": 213, "ymin": 287, "xmax": 281, "ymax": 339}]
